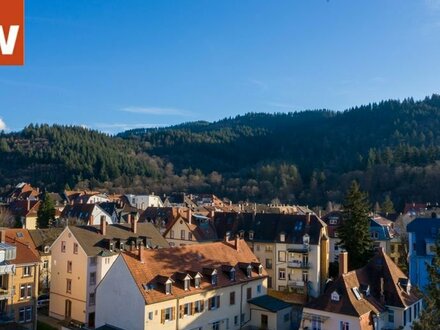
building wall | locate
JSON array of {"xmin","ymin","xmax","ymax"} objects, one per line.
[
  {"xmin": 95, "ymin": 257, "xmax": 145, "ymax": 330},
  {"xmin": 164, "ymin": 219, "xmax": 196, "ymax": 247},
  {"xmin": 90, "ymin": 208, "xmax": 113, "ymax": 225},
  {"xmin": 39, "ymin": 255, "xmax": 51, "ymax": 293},
  {"xmin": 24, "ymin": 216, "xmax": 37, "ymax": 230},
  {"xmin": 248, "ymin": 242, "xmax": 275, "ymax": 289},
  {"xmin": 248, "ymin": 306, "xmax": 291, "ymax": 330},
  {"xmin": 300, "ymin": 308, "xmax": 366, "ymax": 330},
  {"xmin": 329, "ymin": 237, "xmax": 341, "ymax": 263},
  {"xmin": 49, "ymin": 228, "xmax": 88, "ymax": 323}
]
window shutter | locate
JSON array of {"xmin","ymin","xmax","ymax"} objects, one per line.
[
  {"xmin": 180, "ymin": 305, "xmax": 184, "ymax": 319},
  {"xmin": 217, "ymin": 295, "xmax": 220, "ymax": 308},
  {"xmin": 201, "ymin": 300, "xmax": 205, "ymax": 311},
  {"xmin": 191, "ymin": 302, "xmax": 195, "ymax": 315},
  {"xmin": 171, "ymin": 307, "xmax": 175, "ymax": 320},
  {"xmin": 161, "ymin": 309, "xmax": 165, "ymax": 324}
]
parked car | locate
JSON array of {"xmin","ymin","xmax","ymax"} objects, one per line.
[{"xmin": 37, "ymin": 294, "xmax": 50, "ymax": 308}]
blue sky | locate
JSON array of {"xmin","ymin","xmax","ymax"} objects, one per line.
[{"xmin": 1, "ymin": 0, "xmax": 440, "ymax": 133}]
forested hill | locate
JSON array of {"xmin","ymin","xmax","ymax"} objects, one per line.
[{"xmin": 3, "ymin": 95, "xmax": 440, "ymax": 208}]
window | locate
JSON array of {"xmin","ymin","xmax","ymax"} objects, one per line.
[
  {"xmin": 303, "ymin": 271, "xmax": 309, "ymax": 283},
  {"xmin": 43, "ymin": 260, "xmax": 49, "ymax": 269},
  {"xmin": 340, "ymin": 321, "xmax": 349, "ymax": 330},
  {"xmin": 334, "ymin": 245, "xmax": 339, "ymax": 251},
  {"xmin": 208, "ymin": 296, "xmax": 220, "ymax": 310},
  {"xmin": 184, "ymin": 278, "xmax": 190, "ymax": 291},
  {"xmin": 19, "ymin": 306, "xmax": 32, "ymax": 323},
  {"xmin": 23, "ymin": 266, "xmax": 31, "ymax": 277},
  {"xmin": 371, "ymin": 231, "xmax": 379, "ymax": 239},
  {"xmin": 90, "ymin": 257, "xmax": 97, "ymax": 266},
  {"xmin": 194, "ymin": 300, "xmax": 203, "ymax": 313},
  {"xmin": 211, "ymin": 274, "xmax": 218, "ymax": 286},
  {"xmin": 280, "ymin": 233, "xmax": 285, "ymax": 242},
  {"xmin": 90, "ymin": 272, "xmax": 96, "ymax": 286},
  {"xmin": 279, "ymin": 268, "xmax": 286, "ymax": 280},
  {"xmin": 188, "ymin": 232, "xmax": 193, "ymax": 241},
  {"xmin": 229, "ymin": 269, "xmax": 236, "ymax": 281},
  {"xmin": 148, "ymin": 311, "xmax": 153, "ymax": 320},
  {"xmin": 183, "ymin": 303, "xmax": 191, "ymax": 316},
  {"xmin": 61, "ymin": 241, "xmax": 66, "ymax": 253},
  {"xmin": 388, "ymin": 309, "xmax": 394, "ymax": 323},
  {"xmin": 268, "ymin": 276, "xmax": 272, "ymax": 289},
  {"xmin": 257, "ymin": 284, "xmax": 262, "ymax": 294},
  {"xmin": 265, "ymin": 245, "xmax": 273, "ymax": 252},
  {"xmin": 284, "ymin": 313, "xmax": 290, "ymax": 322},
  {"xmin": 352, "ymin": 287, "xmax": 362, "ymax": 300},
  {"xmin": 194, "ymin": 276, "xmax": 201, "ymax": 288},
  {"xmin": 67, "ymin": 261, "xmax": 72, "ymax": 273},
  {"xmin": 181, "ymin": 230, "xmax": 185, "ymax": 239},
  {"xmin": 19, "ymin": 284, "xmax": 32, "ymax": 299},
  {"xmin": 230, "ymin": 291, "xmax": 236, "ymax": 305},
  {"xmin": 331, "ymin": 291, "xmax": 340, "ymax": 302},
  {"xmin": 170, "ymin": 230, "xmax": 174, "ymax": 239},
  {"xmin": 165, "ymin": 282, "xmax": 172, "ymax": 295},
  {"xmin": 409, "ymin": 306, "xmax": 412, "ymax": 322},
  {"xmin": 278, "ymin": 251, "xmax": 286, "ymax": 262},
  {"xmin": 66, "ymin": 279, "xmax": 72, "ymax": 293},
  {"xmin": 249, "ymin": 231, "xmax": 254, "ymax": 240},
  {"xmin": 329, "ymin": 219, "xmax": 338, "ymax": 225},
  {"xmin": 212, "ymin": 321, "xmax": 220, "ymax": 330},
  {"xmin": 265, "ymin": 258, "xmax": 272, "ymax": 269},
  {"xmin": 234, "ymin": 315, "xmax": 239, "ymax": 325},
  {"xmin": 164, "ymin": 307, "xmax": 173, "ymax": 322},
  {"xmin": 73, "ymin": 243, "xmax": 78, "ymax": 254},
  {"xmin": 89, "ymin": 293, "xmax": 95, "ymax": 306},
  {"xmin": 312, "ymin": 318, "xmax": 322, "ymax": 330},
  {"xmin": 247, "ymin": 287, "xmax": 252, "ymax": 300},
  {"xmin": 255, "ymin": 244, "xmax": 260, "ymax": 251},
  {"xmin": 404, "ymin": 308, "xmax": 407, "ymax": 326}
]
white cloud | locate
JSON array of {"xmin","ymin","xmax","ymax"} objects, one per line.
[
  {"xmin": 120, "ymin": 106, "xmax": 191, "ymax": 116},
  {"xmin": 0, "ymin": 118, "xmax": 6, "ymax": 131}
]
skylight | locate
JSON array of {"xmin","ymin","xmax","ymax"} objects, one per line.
[{"xmin": 352, "ymin": 287, "xmax": 362, "ymax": 300}]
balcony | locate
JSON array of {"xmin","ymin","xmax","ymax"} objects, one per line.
[
  {"xmin": 287, "ymin": 260, "xmax": 310, "ymax": 269},
  {"xmin": 288, "ymin": 280, "xmax": 306, "ymax": 287},
  {"xmin": 287, "ymin": 245, "xmax": 311, "ymax": 253},
  {"xmin": 0, "ymin": 288, "xmax": 9, "ymax": 300},
  {"xmin": 0, "ymin": 265, "xmax": 14, "ymax": 276}
]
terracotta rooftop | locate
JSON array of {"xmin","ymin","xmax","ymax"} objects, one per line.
[
  {"xmin": 121, "ymin": 238, "xmax": 266, "ymax": 304},
  {"xmin": 3, "ymin": 228, "xmax": 40, "ymax": 265},
  {"xmin": 305, "ymin": 249, "xmax": 422, "ymax": 317}
]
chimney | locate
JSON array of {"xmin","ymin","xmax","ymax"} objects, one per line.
[
  {"xmin": 209, "ymin": 210, "xmax": 215, "ymax": 219},
  {"xmin": 0, "ymin": 230, "xmax": 5, "ymax": 244},
  {"xmin": 127, "ymin": 214, "xmax": 132, "ymax": 225},
  {"xmin": 339, "ymin": 251, "xmax": 348, "ymax": 275},
  {"xmin": 187, "ymin": 208, "xmax": 192, "ymax": 224},
  {"xmin": 27, "ymin": 199, "xmax": 31, "ymax": 211},
  {"xmin": 100, "ymin": 216, "xmax": 107, "ymax": 236},
  {"xmin": 306, "ymin": 212, "xmax": 311, "ymax": 226},
  {"xmin": 234, "ymin": 234, "xmax": 240, "ymax": 251},
  {"xmin": 132, "ymin": 217, "xmax": 138, "ymax": 234},
  {"xmin": 138, "ymin": 240, "xmax": 144, "ymax": 263}
]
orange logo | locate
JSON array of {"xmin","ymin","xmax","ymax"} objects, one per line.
[{"xmin": 0, "ymin": 0, "xmax": 24, "ymax": 65}]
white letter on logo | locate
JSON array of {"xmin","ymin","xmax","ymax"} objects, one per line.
[{"xmin": 0, "ymin": 25, "xmax": 20, "ymax": 55}]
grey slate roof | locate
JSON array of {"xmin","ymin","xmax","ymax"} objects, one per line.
[
  {"xmin": 249, "ymin": 295, "xmax": 292, "ymax": 312},
  {"xmin": 214, "ymin": 212, "xmax": 325, "ymax": 244},
  {"xmin": 69, "ymin": 223, "xmax": 170, "ymax": 256}
]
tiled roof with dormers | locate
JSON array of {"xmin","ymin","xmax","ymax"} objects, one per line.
[{"xmin": 121, "ymin": 238, "xmax": 266, "ymax": 304}]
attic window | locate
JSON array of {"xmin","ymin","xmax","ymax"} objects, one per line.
[
  {"xmin": 211, "ymin": 274, "xmax": 218, "ymax": 286},
  {"xmin": 194, "ymin": 276, "xmax": 201, "ymax": 288},
  {"xmin": 44, "ymin": 246, "xmax": 50, "ymax": 254},
  {"xmin": 352, "ymin": 287, "xmax": 362, "ymax": 300},
  {"xmin": 294, "ymin": 221, "xmax": 303, "ymax": 231},
  {"xmin": 246, "ymin": 266, "xmax": 252, "ymax": 278},
  {"xmin": 303, "ymin": 234, "xmax": 310, "ymax": 245},
  {"xmin": 120, "ymin": 242, "xmax": 124, "ymax": 250},
  {"xmin": 184, "ymin": 278, "xmax": 190, "ymax": 291},
  {"xmin": 230, "ymin": 269, "xmax": 236, "ymax": 282},
  {"xmin": 16, "ymin": 232, "xmax": 23, "ymax": 238},
  {"xmin": 280, "ymin": 233, "xmax": 285, "ymax": 242},
  {"xmin": 109, "ymin": 242, "xmax": 114, "ymax": 252},
  {"xmin": 165, "ymin": 282, "xmax": 172, "ymax": 295},
  {"xmin": 331, "ymin": 291, "xmax": 340, "ymax": 302},
  {"xmin": 249, "ymin": 231, "xmax": 254, "ymax": 240}
]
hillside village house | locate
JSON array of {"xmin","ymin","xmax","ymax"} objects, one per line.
[
  {"xmin": 49, "ymin": 218, "xmax": 169, "ymax": 327},
  {"xmin": 8, "ymin": 200, "xmax": 41, "ymax": 230},
  {"xmin": 301, "ymin": 250, "xmax": 423, "ymax": 330},
  {"xmin": 0, "ymin": 229, "xmax": 40, "ymax": 330},
  {"xmin": 407, "ymin": 217, "xmax": 440, "ymax": 293},
  {"xmin": 163, "ymin": 208, "xmax": 218, "ymax": 246},
  {"xmin": 214, "ymin": 212, "xmax": 329, "ymax": 300},
  {"xmin": 95, "ymin": 237, "xmax": 292, "ymax": 330},
  {"xmin": 60, "ymin": 204, "xmax": 116, "ymax": 225},
  {"xmin": 2, "ymin": 183, "xmax": 39, "ymax": 203},
  {"xmin": 124, "ymin": 194, "xmax": 164, "ymax": 210}
]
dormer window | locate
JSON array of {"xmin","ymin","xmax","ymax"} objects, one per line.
[
  {"xmin": 165, "ymin": 282, "xmax": 172, "ymax": 295},
  {"xmin": 194, "ymin": 276, "xmax": 201, "ymax": 288},
  {"xmin": 211, "ymin": 274, "xmax": 218, "ymax": 286},
  {"xmin": 246, "ymin": 266, "xmax": 252, "ymax": 278},
  {"xmin": 120, "ymin": 242, "xmax": 124, "ymax": 250},
  {"xmin": 44, "ymin": 245, "xmax": 50, "ymax": 254},
  {"xmin": 280, "ymin": 232, "xmax": 285, "ymax": 242},
  {"xmin": 249, "ymin": 231, "xmax": 254, "ymax": 241},
  {"xmin": 184, "ymin": 278, "xmax": 190, "ymax": 291},
  {"xmin": 303, "ymin": 234, "xmax": 310, "ymax": 245},
  {"xmin": 230, "ymin": 269, "xmax": 236, "ymax": 281},
  {"xmin": 331, "ymin": 291, "xmax": 340, "ymax": 302},
  {"xmin": 109, "ymin": 242, "xmax": 114, "ymax": 251}
]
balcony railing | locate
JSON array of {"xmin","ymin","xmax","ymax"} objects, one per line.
[
  {"xmin": 287, "ymin": 261, "xmax": 311, "ymax": 269},
  {"xmin": 287, "ymin": 245, "xmax": 311, "ymax": 253},
  {"xmin": 288, "ymin": 280, "xmax": 306, "ymax": 287},
  {"xmin": 0, "ymin": 288, "xmax": 9, "ymax": 300}
]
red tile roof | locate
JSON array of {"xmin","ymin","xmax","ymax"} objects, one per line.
[
  {"xmin": 4, "ymin": 228, "xmax": 40, "ymax": 265},
  {"xmin": 121, "ymin": 238, "xmax": 266, "ymax": 304}
]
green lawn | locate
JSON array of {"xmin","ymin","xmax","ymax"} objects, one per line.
[{"xmin": 37, "ymin": 320, "xmax": 57, "ymax": 330}]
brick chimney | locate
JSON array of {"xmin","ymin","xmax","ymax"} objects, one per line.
[
  {"xmin": 100, "ymin": 216, "xmax": 107, "ymax": 236},
  {"xmin": 306, "ymin": 212, "xmax": 311, "ymax": 226},
  {"xmin": 27, "ymin": 199, "xmax": 31, "ymax": 212},
  {"xmin": 234, "ymin": 234, "xmax": 240, "ymax": 251},
  {"xmin": 0, "ymin": 230, "xmax": 5, "ymax": 244},
  {"xmin": 187, "ymin": 208, "xmax": 192, "ymax": 224},
  {"xmin": 339, "ymin": 251, "xmax": 348, "ymax": 275},
  {"xmin": 138, "ymin": 240, "xmax": 144, "ymax": 263},
  {"xmin": 131, "ymin": 217, "xmax": 138, "ymax": 234},
  {"xmin": 127, "ymin": 214, "xmax": 132, "ymax": 225},
  {"xmin": 209, "ymin": 210, "xmax": 215, "ymax": 219}
]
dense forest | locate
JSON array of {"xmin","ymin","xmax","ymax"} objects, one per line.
[{"xmin": 2, "ymin": 94, "xmax": 440, "ymax": 209}]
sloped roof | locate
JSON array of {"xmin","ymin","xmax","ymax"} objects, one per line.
[
  {"xmin": 121, "ymin": 239, "xmax": 266, "ymax": 304},
  {"xmin": 4, "ymin": 228, "xmax": 40, "ymax": 265},
  {"xmin": 8, "ymin": 200, "xmax": 40, "ymax": 217},
  {"xmin": 249, "ymin": 295, "xmax": 292, "ymax": 312},
  {"xmin": 305, "ymin": 249, "xmax": 422, "ymax": 317},
  {"xmin": 29, "ymin": 228, "xmax": 64, "ymax": 254},
  {"xmin": 214, "ymin": 212, "xmax": 325, "ymax": 244},
  {"xmin": 69, "ymin": 223, "xmax": 169, "ymax": 256}
]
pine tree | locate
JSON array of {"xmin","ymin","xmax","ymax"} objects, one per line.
[
  {"xmin": 381, "ymin": 195, "xmax": 395, "ymax": 214},
  {"xmin": 37, "ymin": 193, "xmax": 56, "ymax": 229},
  {"xmin": 337, "ymin": 181, "xmax": 374, "ymax": 270},
  {"xmin": 413, "ymin": 232, "xmax": 440, "ymax": 329}
]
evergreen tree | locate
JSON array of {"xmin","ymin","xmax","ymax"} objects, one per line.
[
  {"xmin": 37, "ymin": 194, "xmax": 55, "ymax": 229},
  {"xmin": 381, "ymin": 195, "xmax": 395, "ymax": 214},
  {"xmin": 413, "ymin": 232, "xmax": 440, "ymax": 329},
  {"xmin": 337, "ymin": 181, "xmax": 373, "ymax": 270}
]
